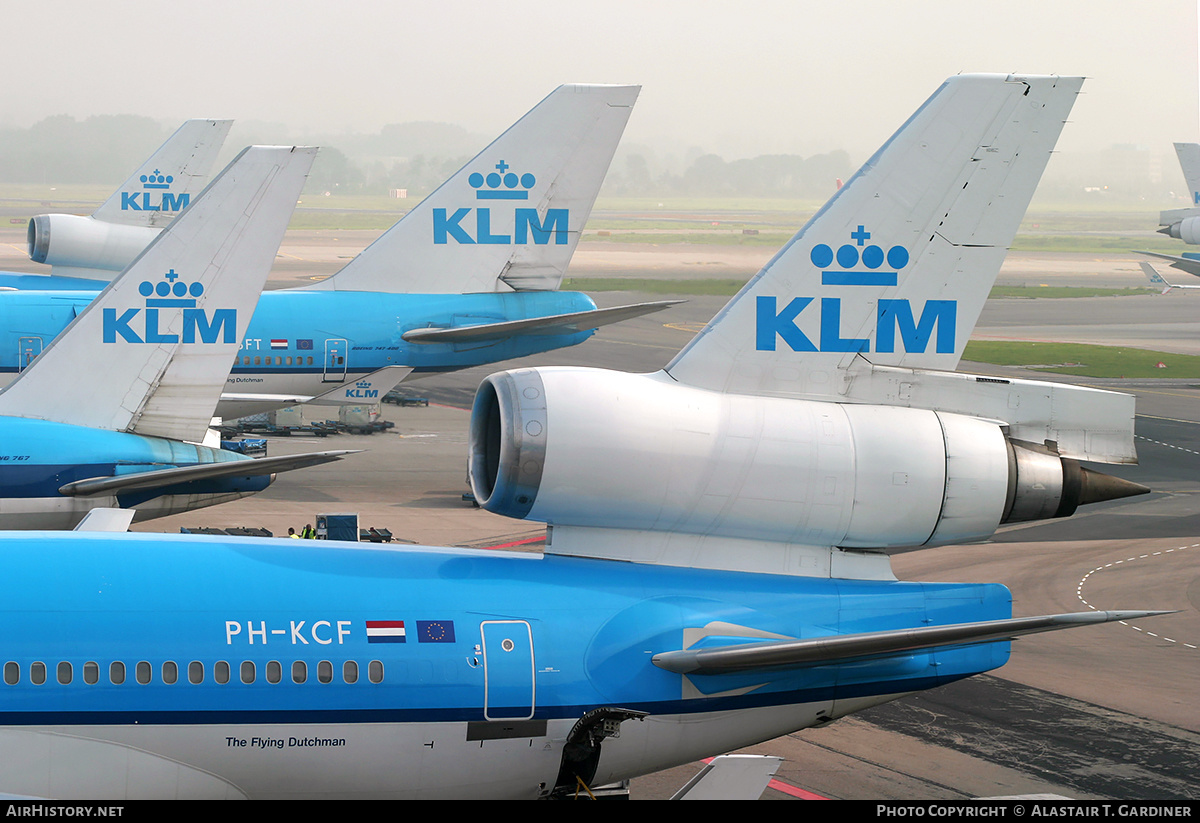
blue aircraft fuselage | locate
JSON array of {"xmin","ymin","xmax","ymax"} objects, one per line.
[
  {"xmin": 0, "ymin": 289, "xmax": 598, "ymax": 414},
  {"xmin": 0, "ymin": 417, "xmax": 262, "ymax": 528},
  {"xmin": 0, "ymin": 533, "xmax": 1012, "ymax": 799}
]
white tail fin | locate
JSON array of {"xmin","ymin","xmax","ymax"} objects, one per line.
[
  {"xmin": 91, "ymin": 119, "xmax": 233, "ymax": 227},
  {"xmin": 305, "ymin": 84, "xmax": 638, "ymax": 295},
  {"xmin": 665, "ymin": 74, "xmax": 1082, "ymax": 397},
  {"xmin": 0, "ymin": 146, "xmax": 316, "ymax": 442},
  {"xmin": 1175, "ymin": 142, "xmax": 1200, "ymax": 205}
]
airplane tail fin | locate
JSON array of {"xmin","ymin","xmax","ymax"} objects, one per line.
[
  {"xmin": 0, "ymin": 145, "xmax": 317, "ymax": 443},
  {"xmin": 305, "ymin": 84, "xmax": 638, "ymax": 295},
  {"xmin": 665, "ymin": 74, "xmax": 1082, "ymax": 397},
  {"xmin": 91, "ymin": 119, "xmax": 233, "ymax": 227},
  {"xmin": 1175, "ymin": 142, "xmax": 1200, "ymax": 206}
]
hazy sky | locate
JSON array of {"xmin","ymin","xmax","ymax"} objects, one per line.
[{"xmin": 2, "ymin": 1, "xmax": 1196, "ymax": 164}]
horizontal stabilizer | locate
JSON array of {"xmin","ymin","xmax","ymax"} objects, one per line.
[
  {"xmin": 1137, "ymin": 252, "xmax": 1200, "ymax": 279},
  {"xmin": 72, "ymin": 508, "xmax": 136, "ymax": 532},
  {"xmin": 652, "ymin": 610, "xmax": 1172, "ymax": 675},
  {"xmin": 58, "ymin": 450, "xmax": 360, "ymax": 497},
  {"xmin": 402, "ymin": 300, "xmax": 681, "ymax": 344}
]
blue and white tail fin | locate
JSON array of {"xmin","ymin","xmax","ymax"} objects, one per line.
[
  {"xmin": 1175, "ymin": 142, "xmax": 1200, "ymax": 206},
  {"xmin": 305, "ymin": 84, "xmax": 638, "ymax": 295},
  {"xmin": 26, "ymin": 120, "xmax": 233, "ymax": 281},
  {"xmin": 665, "ymin": 74, "xmax": 1082, "ymax": 398},
  {"xmin": 0, "ymin": 146, "xmax": 316, "ymax": 443},
  {"xmin": 92, "ymin": 119, "xmax": 233, "ymax": 227}
]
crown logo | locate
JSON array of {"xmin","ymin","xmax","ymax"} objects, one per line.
[
  {"xmin": 468, "ymin": 160, "xmax": 535, "ymax": 200},
  {"xmin": 140, "ymin": 169, "xmax": 174, "ymax": 190},
  {"xmin": 356, "ymin": 381, "xmax": 371, "ymax": 389},
  {"xmin": 811, "ymin": 226, "xmax": 909, "ymax": 286},
  {"xmin": 138, "ymin": 269, "xmax": 203, "ymax": 308}
]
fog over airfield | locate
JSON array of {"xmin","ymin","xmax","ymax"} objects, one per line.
[{"xmin": 0, "ymin": 0, "xmax": 1195, "ymax": 184}]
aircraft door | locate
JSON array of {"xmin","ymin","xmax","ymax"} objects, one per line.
[
  {"xmin": 322, "ymin": 338, "xmax": 348, "ymax": 382},
  {"xmin": 17, "ymin": 337, "xmax": 42, "ymax": 372},
  {"xmin": 481, "ymin": 620, "xmax": 534, "ymax": 721}
]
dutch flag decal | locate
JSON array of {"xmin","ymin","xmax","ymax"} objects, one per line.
[{"xmin": 366, "ymin": 620, "xmax": 406, "ymax": 643}]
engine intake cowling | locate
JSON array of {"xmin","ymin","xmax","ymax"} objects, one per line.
[{"xmin": 28, "ymin": 214, "xmax": 160, "ymax": 272}]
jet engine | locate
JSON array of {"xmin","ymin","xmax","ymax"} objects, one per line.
[
  {"xmin": 469, "ymin": 368, "xmax": 1147, "ymax": 551},
  {"xmin": 28, "ymin": 215, "xmax": 160, "ymax": 272},
  {"xmin": 1160, "ymin": 215, "xmax": 1200, "ymax": 245}
]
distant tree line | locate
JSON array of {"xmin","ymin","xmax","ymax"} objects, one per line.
[
  {"xmin": 603, "ymin": 151, "xmax": 853, "ymax": 198},
  {"xmin": 0, "ymin": 115, "xmax": 169, "ymax": 184},
  {"xmin": 4, "ymin": 115, "xmax": 1160, "ymax": 202}
]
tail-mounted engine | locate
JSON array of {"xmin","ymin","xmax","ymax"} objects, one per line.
[
  {"xmin": 28, "ymin": 215, "xmax": 160, "ymax": 272},
  {"xmin": 470, "ymin": 368, "xmax": 1147, "ymax": 552}
]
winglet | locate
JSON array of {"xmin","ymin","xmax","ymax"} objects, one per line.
[
  {"xmin": 304, "ymin": 85, "xmax": 638, "ymax": 295},
  {"xmin": 1140, "ymin": 261, "xmax": 1178, "ymax": 293},
  {"xmin": 72, "ymin": 508, "xmax": 135, "ymax": 532},
  {"xmin": 665, "ymin": 75, "xmax": 1083, "ymax": 397},
  {"xmin": 0, "ymin": 146, "xmax": 317, "ymax": 443},
  {"xmin": 92, "ymin": 119, "xmax": 233, "ymax": 227}
]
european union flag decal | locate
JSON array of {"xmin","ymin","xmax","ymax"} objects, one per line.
[{"xmin": 416, "ymin": 620, "xmax": 456, "ymax": 643}]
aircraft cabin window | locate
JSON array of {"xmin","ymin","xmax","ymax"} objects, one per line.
[
  {"xmin": 317, "ymin": 660, "xmax": 333, "ymax": 684},
  {"xmin": 215, "ymin": 661, "xmax": 230, "ymax": 685},
  {"xmin": 343, "ymin": 661, "xmax": 358, "ymax": 684},
  {"xmin": 162, "ymin": 661, "xmax": 178, "ymax": 685},
  {"xmin": 368, "ymin": 660, "xmax": 384, "ymax": 684},
  {"xmin": 30, "ymin": 662, "xmax": 45, "ymax": 686},
  {"xmin": 286, "ymin": 357, "xmax": 293, "ymax": 366},
  {"xmin": 3, "ymin": 662, "xmax": 17, "ymax": 685},
  {"xmin": 135, "ymin": 661, "xmax": 151, "ymax": 685},
  {"xmin": 254, "ymin": 356, "xmax": 261, "ymax": 366},
  {"xmin": 110, "ymin": 661, "xmax": 125, "ymax": 685},
  {"xmin": 306, "ymin": 356, "xmax": 313, "ymax": 365},
  {"xmin": 240, "ymin": 661, "xmax": 255, "ymax": 684},
  {"xmin": 292, "ymin": 661, "xmax": 307, "ymax": 684},
  {"xmin": 83, "ymin": 662, "xmax": 99, "ymax": 685},
  {"xmin": 243, "ymin": 357, "xmax": 250, "ymax": 366},
  {"xmin": 57, "ymin": 662, "xmax": 72, "ymax": 685},
  {"xmin": 189, "ymin": 661, "xmax": 204, "ymax": 685},
  {"xmin": 266, "ymin": 661, "xmax": 282, "ymax": 684}
]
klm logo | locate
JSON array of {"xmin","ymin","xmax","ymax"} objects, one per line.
[
  {"xmin": 756, "ymin": 226, "xmax": 957, "ymax": 354},
  {"xmin": 433, "ymin": 160, "xmax": 568, "ymax": 245},
  {"xmin": 120, "ymin": 169, "xmax": 190, "ymax": 212},
  {"xmin": 103, "ymin": 269, "xmax": 236, "ymax": 344},
  {"xmin": 345, "ymin": 381, "xmax": 379, "ymax": 399}
]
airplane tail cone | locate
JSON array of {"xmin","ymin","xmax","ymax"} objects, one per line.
[
  {"xmin": 1076, "ymin": 466, "xmax": 1151, "ymax": 506},
  {"xmin": 1058, "ymin": 462, "xmax": 1150, "ymax": 518},
  {"xmin": 1158, "ymin": 225, "xmax": 1174, "ymax": 236}
]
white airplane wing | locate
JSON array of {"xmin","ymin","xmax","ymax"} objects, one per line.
[
  {"xmin": 57, "ymin": 450, "xmax": 360, "ymax": 497},
  {"xmin": 1137, "ymin": 251, "xmax": 1200, "ymax": 279},
  {"xmin": 401, "ymin": 300, "xmax": 681, "ymax": 343}
]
